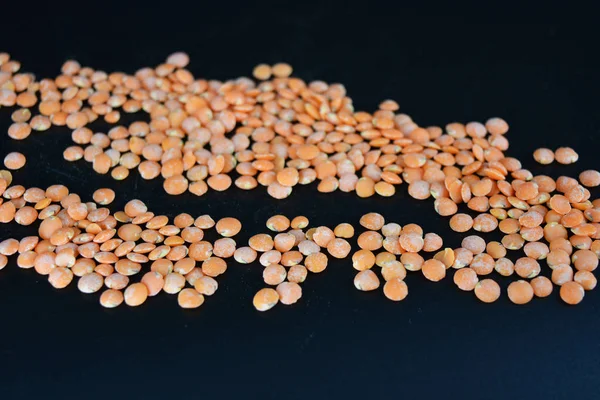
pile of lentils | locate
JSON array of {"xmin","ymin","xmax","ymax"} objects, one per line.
[
  {"xmin": 0, "ymin": 183, "xmax": 342, "ymax": 309},
  {"xmin": 0, "ymin": 51, "xmax": 599, "ymax": 310}
]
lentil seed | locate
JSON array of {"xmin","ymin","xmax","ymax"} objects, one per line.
[
  {"xmin": 383, "ymin": 278, "xmax": 408, "ymax": 301},
  {"xmin": 253, "ymin": 288, "xmax": 279, "ymax": 311},
  {"xmin": 4, "ymin": 152, "xmax": 26, "ymax": 170},
  {"xmin": 560, "ymin": 281, "xmax": 585, "ymax": 305},
  {"xmin": 354, "ymin": 270, "xmax": 380, "ymax": 291},
  {"xmin": 507, "ymin": 280, "xmax": 534, "ymax": 305},
  {"xmin": 474, "ymin": 279, "xmax": 501, "ymax": 303},
  {"xmin": 530, "ymin": 276, "xmax": 553, "ymax": 297}
]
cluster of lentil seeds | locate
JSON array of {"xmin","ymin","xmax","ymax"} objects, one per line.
[
  {"xmin": 1, "ymin": 51, "xmax": 600, "ymax": 309},
  {"xmin": 350, "ymin": 211, "xmax": 597, "ymax": 305},
  {"xmin": 0, "ymin": 182, "xmax": 253, "ymax": 308},
  {"xmin": 245, "ymin": 215, "xmax": 351, "ymax": 311},
  {"xmin": 0, "ymin": 177, "xmax": 354, "ymax": 310}
]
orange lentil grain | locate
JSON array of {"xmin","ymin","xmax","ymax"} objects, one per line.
[
  {"xmin": 216, "ymin": 217, "xmax": 242, "ymax": 237},
  {"xmin": 287, "ymin": 265, "xmax": 308, "ymax": 283},
  {"xmin": 383, "ymin": 278, "xmax": 408, "ymax": 301},
  {"xmin": 354, "ymin": 270, "xmax": 380, "ymax": 291},
  {"xmin": 266, "ymin": 215, "xmax": 290, "ymax": 232},
  {"xmin": 574, "ymin": 270, "xmax": 597, "ymax": 290},
  {"xmin": 177, "ymin": 288, "xmax": 205, "ymax": 309},
  {"xmin": 555, "ymin": 147, "xmax": 578, "ymax": 165},
  {"xmin": 552, "ymin": 264, "xmax": 574, "ymax": 286},
  {"xmin": 194, "ymin": 276, "xmax": 218, "ymax": 296},
  {"xmin": 359, "ymin": 212, "xmax": 385, "ymax": 230},
  {"xmin": 305, "ymin": 252, "xmax": 328, "ymax": 273},
  {"xmin": 100, "ymin": 289, "xmax": 124, "ymax": 308},
  {"xmin": 454, "ymin": 267, "xmax": 479, "ymax": 291},
  {"xmin": 421, "ymin": 259, "xmax": 446, "ymax": 282},
  {"xmin": 141, "ymin": 271, "xmax": 165, "ymax": 296},
  {"xmin": 533, "ymin": 148, "xmax": 554, "ymax": 164},
  {"xmin": 530, "ymin": 276, "xmax": 553, "ymax": 297},
  {"xmin": 163, "ymin": 272, "xmax": 186, "ymax": 294},
  {"xmin": 449, "ymin": 214, "xmax": 473, "ymax": 232},
  {"xmin": 514, "ymin": 257, "xmax": 541, "ymax": 278},
  {"xmin": 474, "ymin": 279, "xmax": 501, "ymax": 303},
  {"xmin": 253, "ymin": 288, "xmax": 279, "ymax": 311},
  {"xmin": 4, "ymin": 152, "xmax": 26, "ymax": 170},
  {"xmin": 507, "ymin": 280, "xmax": 534, "ymax": 305},
  {"xmin": 276, "ymin": 281, "xmax": 302, "ymax": 305},
  {"xmin": 326, "ymin": 238, "xmax": 351, "ymax": 259},
  {"xmin": 253, "ymin": 64, "xmax": 272, "ymax": 80},
  {"xmin": 92, "ymin": 188, "xmax": 115, "ymax": 205},
  {"xmin": 579, "ymin": 170, "xmax": 600, "ymax": 187},
  {"xmin": 291, "ymin": 216, "xmax": 309, "ymax": 229},
  {"xmin": 560, "ymin": 281, "xmax": 585, "ymax": 305}
]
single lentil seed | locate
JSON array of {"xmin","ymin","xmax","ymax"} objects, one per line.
[
  {"xmin": 124, "ymin": 283, "xmax": 149, "ymax": 306},
  {"xmin": 454, "ymin": 268, "xmax": 478, "ymax": 291},
  {"xmin": 560, "ymin": 281, "xmax": 585, "ymax": 305},
  {"xmin": 383, "ymin": 278, "xmax": 408, "ymax": 301},
  {"xmin": 178, "ymin": 288, "xmax": 205, "ymax": 309},
  {"xmin": 100, "ymin": 289, "xmax": 124, "ymax": 308},
  {"xmin": 530, "ymin": 276, "xmax": 553, "ymax": 297},
  {"xmin": 4, "ymin": 152, "xmax": 26, "ymax": 170},
  {"xmin": 354, "ymin": 270, "xmax": 380, "ymax": 291},
  {"xmin": 474, "ymin": 279, "xmax": 501, "ymax": 303},
  {"xmin": 507, "ymin": 280, "xmax": 534, "ymax": 305},
  {"xmin": 253, "ymin": 288, "xmax": 279, "ymax": 311}
]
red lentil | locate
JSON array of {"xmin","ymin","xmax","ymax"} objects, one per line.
[
  {"xmin": 178, "ymin": 288, "xmax": 205, "ymax": 309},
  {"xmin": 530, "ymin": 276, "xmax": 553, "ymax": 297},
  {"xmin": 574, "ymin": 270, "xmax": 597, "ymax": 290},
  {"xmin": 422, "ymin": 259, "xmax": 446, "ymax": 282},
  {"xmin": 100, "ymin": 289, "xmax": 124, "ymax": 308},
  {"xmin": 4, "ymin": 152, "xmax": 26, "ymax": 170},
  {"xmin": 474, "ymin": 279, "xmax": 501, "ymax": 303},
  {"xmin": 383, "ymin": 278, "xmax": 408, "ymax": 301},
  {"xmin": 560, "ymin": 281, "xmax": 585, "ymax": 305},
  {"xmin": 354, "ymin": 270, "xmax": 380, "ymax": 291},
  {"xmin": 533, "ymin": 148, "xmax": 554, "ymax": 164},
  {"xmin": 253, "ymin": 288, "xmax": 279, "ymax": 311},
  {"xmin": 276, "ymin": 282, "xmax": 302, "ymax": 305},
  {"xmin": 454, "ymin": 267, "xmax": 478, "ymax": 291},
  {"xmin": 555, "ymin": 147, "xmax": 578, "ymax": 164},
  {"xmin": 507, "ymin": 280, "xmax": 534, "ymax": 305},
  {"xmin": 123, "ymin": 282, "xmax": 148, "ymax": 306}
]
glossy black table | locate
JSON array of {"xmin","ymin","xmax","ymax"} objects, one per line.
[{"xmin": 1, "ymin": 2, "xmax": 598, "ymax": 399}]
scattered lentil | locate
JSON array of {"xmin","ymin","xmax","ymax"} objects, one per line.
[
  {"xmin": 253, "ymin": 288, "xmax": 279, "ymax": 311},
  {"xmin": 354, "ymin": 270, "xmax": 380, "ymax": 291},
  {"xmin": 383, "ymin": 278, "xmax": 408, "ymax": 301},
  {"xmin": 560, "ymin": 281, "xmax": 584, "ymax": 305},
  {"xmin": 555, "ymin": 147, "xmax": 579, "ymax": 164},
  {"xmin": 474, "ymin": 279, "xmax": 501, "ymax": 303},
  {"xmin": 124, "ymin": 282, "xmax": 148, "ymax": 306},
  {"xmin": 533, "ymin": 148, "xmax": 554, "ymax": 165},
  {"xmin": 507, "ymin": 280, "xmax": 534, "ymax": 305},
  {"xmin": 530, "ymin": 276, "xmax": 553, "ymax": 297},
  {"xmin": 4, "ymin": 152, "xmax": 26, "ymax": 170},
  {"xmin": 453, "ymin": 268, "xmax": 478, "ymax": 291}
]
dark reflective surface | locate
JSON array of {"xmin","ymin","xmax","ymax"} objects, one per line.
[{"xmin": 1, "ymin": 2, "xmax": 599, "ymax": 399}]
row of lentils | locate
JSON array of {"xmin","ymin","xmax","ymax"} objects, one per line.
[{"xmin": 0, "ymin": 175, "xmax": 596, "ymax": 309}]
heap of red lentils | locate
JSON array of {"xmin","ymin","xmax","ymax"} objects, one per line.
[{"xmin": 0, "ymin": 51, "xmax": 599, "ymax": 310}]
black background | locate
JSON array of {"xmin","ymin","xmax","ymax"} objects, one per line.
[{"xmin": 1, "ymin": 2, "xmax": 600, "ymax": 399}]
